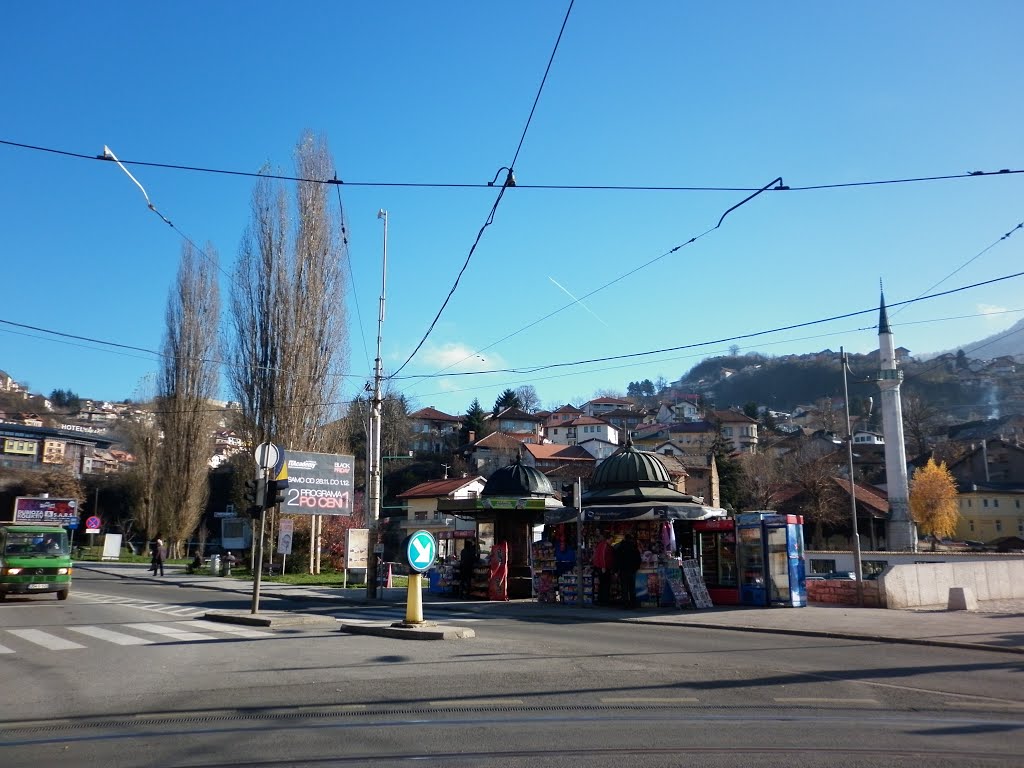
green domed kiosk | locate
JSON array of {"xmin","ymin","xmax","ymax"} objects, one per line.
[{"xmin": 438, "ymin": 453, "xmax": 565, "ymax": 599}]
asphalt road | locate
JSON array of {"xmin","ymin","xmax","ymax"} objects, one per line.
[{"xmin": 1, "ymin": 571, "xmax": 1022, "ymax": 767}]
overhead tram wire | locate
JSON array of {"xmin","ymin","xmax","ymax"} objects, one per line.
[
  {"xmin": 390, "ymin": 266, "xmax": 1024, "ymax": 381},
  {"xmin": 335, "ymin": 182, "xmax": 372, "ymax": 375},
  {"xmin": 389, "ymin": 0, "xmax": 576, "ymax": 378},
  {"xmin": 399, "ymin": 175, "xmax": 785, "ymax": 394},
  {"xmin": 100, "ymin": 143, "xmax": 365, "ymax": 403},
  {"xmin": 396, "ymin": 213, "xmax": 1023, "ymax": 385},
  {"xmin": 3, "ymin": 139, "xmax": 1022, "ymax": 192},
  {"xmin": 401, "ymin": 308, "xmax": 1024, "ymax": 402},
  {"xmin": 891, "ymin": 220, "xmax": 1023, "ymax": 319},
  {"xmin": 99, "ymin": 144, "xmax": 240, "ymax": 293}
]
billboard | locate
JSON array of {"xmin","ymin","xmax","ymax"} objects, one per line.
[
  {"xmin": 12, "ymin": 497, "xmax": 79, "ymax": 526},
  {"xmin": 281, "ymin": 450, "xmax": 355, "ymax": 516}
]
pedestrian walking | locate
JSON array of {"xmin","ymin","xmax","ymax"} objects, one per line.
[
  {"xmin": 152, "ymin": 538, "xmax": 166, "ymax": 577},
  {"xmin": 614, "ymin": 533, "xmax": 642, "ymax": 608}
]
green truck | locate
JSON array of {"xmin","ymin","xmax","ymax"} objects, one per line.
[{"xmin": 0, "ymin": 524, "xmax": 73, "ymax": 600}]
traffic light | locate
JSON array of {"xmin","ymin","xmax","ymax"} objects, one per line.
[
  {"xmin": 244, "ymin": 478, "xmax": 266, "ymax": 509},
  {"xmin": 560, "ymin": 480, "xmax": 581, "ymax": 510},
  {"xmin": 266, "ymin": 478, "xmax": 289, "ymax": 508},
  {"xmin": 561, "ymin": 482, "xmax": 574, "ymax": 509}
]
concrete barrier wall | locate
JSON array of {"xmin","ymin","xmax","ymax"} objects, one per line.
[
  {"xmin": 880, "ymin": 559, "xmax": 1024, "ymax": 608},
  {"xmin": 806, "ymin": 579, "xmax": 883, "ymax": 607}
]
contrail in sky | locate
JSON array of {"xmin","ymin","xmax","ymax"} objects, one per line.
[{"xmin": 548, "ymin": 277, "xmax": 609, "ymax": 327}]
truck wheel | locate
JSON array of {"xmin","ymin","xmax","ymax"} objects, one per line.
[{"xmin": 57, "ymin": 589, "xmax": 69, "ymax": 601}]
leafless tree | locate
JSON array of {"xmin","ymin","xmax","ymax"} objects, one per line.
[
  {"xmin": 779, "ymin": 438, "xmax": 844, "ymax": 548},
  {"xmin": 153, "ymin": 241, "xmax": 221, "ymax": 556},
  {"xmin": 119, "ymin": 414, "xmax": 161, "ymax": 539},
  {"xmin": 812, "ymin": 397, "xmax": 843, "ymax": 434},
  {"xmin": 737, "ymin": 450, "xmax": 787, "ymax": 510},
  {"xmin": 226, "ymin": 131, "xmax": 349, "ymax": 454},
  {"xmin": 514, "ymin": 385, "xmax": 541, "ymax": 413},
  {"xmin": 902, "ymin": 393, "xmax": 940, "ymax": 458}
]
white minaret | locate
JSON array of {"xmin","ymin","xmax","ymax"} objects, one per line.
[{"xmin": 876, "ymin": 290, "xmax": 917, "ymax": 551}]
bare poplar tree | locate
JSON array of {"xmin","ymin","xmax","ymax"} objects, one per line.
[
  {"xmin": 120, "ymin": 414, "xmax": 161, "ymax": 539},
  {"xmin": 154, "ymin": 241, "xmax": 221, "ymax": 556},
  {"xmin": 227, "ymin": 131, "xmax": 348, "ymax": 452}
]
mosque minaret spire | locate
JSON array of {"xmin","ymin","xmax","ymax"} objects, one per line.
[{"xmin": 876, "ymin": 287, "xmax": 916, "ymax": 551}]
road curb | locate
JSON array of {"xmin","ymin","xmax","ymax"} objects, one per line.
[
  {"xmin": 625, "ymin": 618, "xmax": 1024, "ymax": 655},
  {"xmin": 338, "ymin": 622, "xmax": 475, "ymax": 641}
]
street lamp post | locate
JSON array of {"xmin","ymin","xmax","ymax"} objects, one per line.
[
  {"xmin": 366, "ymin": 209, "xmax": 388, "ymax": 599},
  {"xmin": 841, "ymin": 347, "xmax": 865, "ymax": 605}
]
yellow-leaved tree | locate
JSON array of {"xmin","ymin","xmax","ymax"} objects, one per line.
[{"xmin": 909, "ymin": 458, "xmax": 959, "ymax": 550}]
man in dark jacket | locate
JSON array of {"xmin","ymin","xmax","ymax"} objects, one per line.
[
  {"xmin": 459, "ymin": 540, "xmax": 478, "ymax": 597},
  {"xmin": 615, "ymin": 534, "xmax": 642, "ymax": 608}
]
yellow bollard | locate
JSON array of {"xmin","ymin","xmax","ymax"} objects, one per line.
[{"xmin": 404, "ymin": 573, "xmax": 424, "ymax": 624}]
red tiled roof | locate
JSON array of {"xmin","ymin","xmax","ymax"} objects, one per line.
[
  {"xmin": 409, "ymin": 406, "xmax": 461, "ymax": 422},
  {"xmin": 523, "ymin": 443, "xmax": 595, "ymax": 462},
  {"xmin": 471, "ymin": 431, "xmax": 524, "ymax": 449},
  {"xmin": 397, "ymin": 476, "xmax": 485, "ymax": 499},
  {"xmin": 774, "ymin": 478, "xmax": 889, "ymax": 517},
  {"xmin": 493, "ymin": 407, "xmax": 544, "ymax": 422},
  {"xmin": 553, "ymin": 404, "xmax": 584, "ymax": 414},
  {"xmin": 711, "ymin": 409, "xmax": 757, "ymax": 423}
]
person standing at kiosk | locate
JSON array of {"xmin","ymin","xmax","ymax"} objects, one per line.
[
  {"xmin": 592, "ymin": 531, "xmax": 615, "ymax": 605},
  {"xmin": 459, "ymin": 539, "xmax": 477, "ymax": 597},
  {"xmin": 615, "ymin": 534, "xmax": 641, "ymax": 609}
]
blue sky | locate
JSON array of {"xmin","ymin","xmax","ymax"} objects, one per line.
[{"xmin": 2, "ymin": 1, "xmax": 1022, "ymax": 417}]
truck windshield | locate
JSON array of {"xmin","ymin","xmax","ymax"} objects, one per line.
[{"xmin": 4, "ymin": 532, "xmax": 70, "ymax": 557}]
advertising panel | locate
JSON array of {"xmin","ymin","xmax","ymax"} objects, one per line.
[
  {"xmin": 282, "ymin": 450, "xmax": 355, "ymax": 516},
  {"xmin": 344, "ymin": 528, "xmax": 368, "ymax": 569},
  {"xmin": 12, "ymin": 497, "xmax": 79, "ymax": 525},
  {"xmin": 277, "ymin": 519, "xmax": 294, "ymax": 555}
]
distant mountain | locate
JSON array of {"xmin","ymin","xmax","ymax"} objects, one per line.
[{"xmin": 926, "ymin": 316, "xmax": 1024, "ymax": 361}]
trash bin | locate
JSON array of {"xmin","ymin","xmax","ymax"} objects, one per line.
[{"xmin": 209, "ymin": 554, "xmax": 221, "ymax": 576}]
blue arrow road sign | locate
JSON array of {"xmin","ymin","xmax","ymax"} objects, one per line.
[{"xmin": 405, "ymin": 530, "xmax": 437, "ymax": 573}]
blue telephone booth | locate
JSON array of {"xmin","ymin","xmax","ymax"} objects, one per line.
[{"xmin": 736, "ymin": 512, "xmax": 806, "ymax": 608}]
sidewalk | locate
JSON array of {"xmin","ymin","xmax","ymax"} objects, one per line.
[{"xmin": 77, "ymin": 562, "xmax": 1024, "ymax": 655}]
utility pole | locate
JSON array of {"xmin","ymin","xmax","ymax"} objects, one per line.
[
  {"xmin": 841, "ymin": 347, "xmax": 865, "ymax": 605},
  {"xmin": 366, "ymin": 209, "xmax": 388, "ymax": 599}
]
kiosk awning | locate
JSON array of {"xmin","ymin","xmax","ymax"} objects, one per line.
[{"xmin": 544, "ymin": 503, "xmax": 726, "ymax": 525}]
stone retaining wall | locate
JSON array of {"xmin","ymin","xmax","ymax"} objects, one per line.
[{"xmin": 806, "ymin": 579, "xmax": 883, "ymax": 607}]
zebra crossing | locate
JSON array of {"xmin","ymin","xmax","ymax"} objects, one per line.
[
  {"xmin": 73, "ymin": 591, "xmax": 208, "ymax": 618},
  {"xmin": 0, "ymin": 619, "xmax": 276, "ymax": 655}
]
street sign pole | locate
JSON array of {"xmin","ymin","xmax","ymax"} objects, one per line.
[
  {"xmin": 250, "ymin": 466, "xmax": 269, "ymax": 615},
  {"xmin": 250, "ymin": 442, "xmax": 279, "ymax": 615},
  {"xmin": 402, "ymin": 530, "xmax": 436, "ymax": 625}
]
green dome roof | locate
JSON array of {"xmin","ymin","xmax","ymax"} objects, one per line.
[
  {"xmin": 590, "ymin": 442, "xmax": 673, "ymax": 489},
  {"xmin": 583, "ymin": 440, "xmax": 698, "ymax": 504},
  {"xmin": 483, "ymin": 455, "xmax": 555, "ymax": 497}
]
